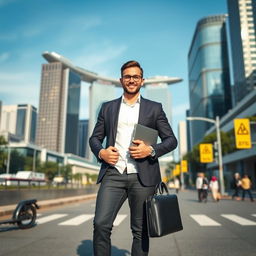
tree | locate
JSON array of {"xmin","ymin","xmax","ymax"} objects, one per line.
[
  {"xmin": 0, "ymin": 136, "xmax": 7, "ymax": 172},
  {"xmin": 59, "ymin": 164, "xmax": 72, "ymax": 182},
  {"xmin": 38, "ymin": 162, "xmax": 59, "ymax": 182}
]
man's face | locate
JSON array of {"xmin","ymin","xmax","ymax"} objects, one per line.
[{"xmin": 120, "ymin": 67, "xmax": 144, "ymax": 95}]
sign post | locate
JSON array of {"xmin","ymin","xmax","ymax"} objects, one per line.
[
  {"xmin": 234, "ymin": 119, "xmax": 251, "ymax": 149},
  {"xmin": 199, "ymin": 144, "xmax": 213, "ymax": 163}
]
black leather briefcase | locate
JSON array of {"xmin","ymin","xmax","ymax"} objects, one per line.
[{"xmin": 145, "ymin": 182, "xmax": 183, "ymax": 237}]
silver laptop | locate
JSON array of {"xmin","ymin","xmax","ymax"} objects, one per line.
[{"xmin": 131, "ymin": 124, "xmax": 158, "ymax": 146}]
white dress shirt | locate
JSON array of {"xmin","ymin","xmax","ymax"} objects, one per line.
[{"xmin": 114, "ymin": 95, "xmax": 140, "ymax": 174}]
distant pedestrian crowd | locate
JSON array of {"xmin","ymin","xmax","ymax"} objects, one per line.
[
  {"xmin": 195, "ymin": 172, "xmax": 254, "ymax": 203},
  {"xmin": 231, "ymin": 173, "xmax": 254, "ymax": 202}
]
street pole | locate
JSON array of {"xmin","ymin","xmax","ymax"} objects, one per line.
[
  {"xmin": 186, "ymin": 116, "xmax": 226, "ymax": 195},
  {"xmin": 216, "ymin": 116, "xmax": 225, "ymax": 195}
]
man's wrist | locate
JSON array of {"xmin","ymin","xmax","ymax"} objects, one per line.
[
  {"xmin": 149, "ymin": 146, "xmax": 156, "ymax": 157},
  {"xmin": 98, "ymin": 149, "xmax": 104, "ymax": 159}
]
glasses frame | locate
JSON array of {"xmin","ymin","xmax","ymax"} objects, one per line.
[{"xmin": 122, "ymin": 75, "xmax": 143, "ymax": 82}]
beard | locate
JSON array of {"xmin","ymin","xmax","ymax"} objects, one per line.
[{"xmin": 123, "ymin": 84, "xmax": 141, "ymax": 95}]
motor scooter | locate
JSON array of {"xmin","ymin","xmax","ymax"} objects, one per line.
[{"xmin": 0, "ymin": 199, "xmax": 39, "ymax": 229}]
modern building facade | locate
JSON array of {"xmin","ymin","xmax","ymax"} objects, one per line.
[
  {"xmin": 78, "ymin": 119, "xmax": 89, "ymax": 158},
  {"xmin": 227, "ymin": 0, "xmax": 256, "ymax": 104},
  {"xmin": 178, "ymin": 121, "xmax": 187, "ymax": 160},
  {"xmin": 38, "ymin": 52, "xmax": 182, "ymax": 162},
  {"xmin": 87, "ymin": 81, "xmax": 116, "ymax": 162},
  {"xmin": 144, "ymin": 82, "xmax": 172, "ymax": 124},
  {"xmin": 188, "ymin": 14, "xmax": 232, "ymax": 147},
  {"xmin": 36, "ymin": 62, "xmax": 81, "ymax": 155},
  {"xmin": 144, "ymin": 82, "xmax": 174, "ymax": 163},
  {"xmin": 0, "ymin": 104, "xmax": 37, "ymax": 144},
  {"xmin": 205, "ymin": 88, "xmax": 256, "ymax": 189}
]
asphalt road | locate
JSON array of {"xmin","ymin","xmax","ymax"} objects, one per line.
[{"xmin": 0, "ymin": 190, "xmax": 255, "ymax": 256}]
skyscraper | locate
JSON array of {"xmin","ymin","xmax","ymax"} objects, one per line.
[
  {"xmin": 36, "ymin": 62, "xmax": 81, "ymax": 154},
  {"xmin": 87, "ymin": 82, "xmax": 116, "ymax": 162},
  {"xmin": 0, "ymin": 104, "xmax": 37, "ymax": 144},
  {"xmin": 144, "ymin": 82, "xmax": 172, "ymax": 124},
  {"xmin": 144, "ymin": 83, "xmax": 174, "ymax": 162},
  {"xmin": 78, "ymin": 119, "xmax": 89, "ymax": 158},
  {"xmin": 188, "ymin": 14, "xmax": 232, "ymax": 146},
  {"xmin": 227, "ymin": 0, "xmax": 256, "ymax": 104}
]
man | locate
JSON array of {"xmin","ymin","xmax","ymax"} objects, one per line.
[
  {"xmin": 196, "ymin": 172, "xmax": 203, "ymax": 202},
  {"xmin": 241, "ymin": 174, "xmax": 254, "ymax": 202},
  {"xmin": 89, "ymin": 60, "xmax": 177, "ymax": 256}
]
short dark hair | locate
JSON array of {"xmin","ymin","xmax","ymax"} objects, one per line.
[{"xmin": 121, "ymin": 60, "xmax": 143, "ymax": 77}]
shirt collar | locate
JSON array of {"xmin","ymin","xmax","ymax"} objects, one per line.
[{"xmin": 122, "ymin": 94, "xmax": 141, "ymax": 106}]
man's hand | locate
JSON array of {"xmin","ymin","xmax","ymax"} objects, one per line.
[
  {"xmin": 99, "ymin": 146, "xmax": 119, "ymax": 165},
  {"xmin": 129, "ymin": 140, "xmax": 152, "ymax": 159}
]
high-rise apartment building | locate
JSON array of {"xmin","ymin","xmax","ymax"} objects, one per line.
[
  {"xmin": 36, "ymin": 62, "xmax": 81, "ymax": 154},
  {"xmin": 188, "ymin": 14, "xmax": 232, "ymax": 146},
  {"xmin": 227, "ymin": 0, "xmax": 256, "ymax": 104},
  {"xmin": 0, "ymin": 104, "xmax": 37, "ymax": 143},
  {"xmin": 78, "ymin": 119, "xmax": 89, "ymax": 158}
]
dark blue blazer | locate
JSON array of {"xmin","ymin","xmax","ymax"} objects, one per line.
[{"xmin": 89, "ymin": 96, "xmax": 178, "ymax": 186}]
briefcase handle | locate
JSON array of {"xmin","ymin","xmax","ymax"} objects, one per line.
[{"xmin": 154, "ymin": 182, "xmax": 169, "ymax": 195}]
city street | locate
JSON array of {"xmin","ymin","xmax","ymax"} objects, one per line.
[{"xmin": 0, "ymin": 190, "xmax": 255, "ymax": 256}]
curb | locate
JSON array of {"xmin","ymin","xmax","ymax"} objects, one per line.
[{"xmin": 0, "ymin": 193, "xmax": 97, "ymax": 217}]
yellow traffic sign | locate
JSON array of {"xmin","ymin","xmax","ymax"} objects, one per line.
[
  {"xmin": 234, "ymin": 119, "xmax": 251, "ymax": 149},
  {"xmin": 199, "ymin": 144, "xmax": 213, "ymax": 163},
  {"xmin": 181, "ymin": 160, "xmax": 188, "ymax": 172}
]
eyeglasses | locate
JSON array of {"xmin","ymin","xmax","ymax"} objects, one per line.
[{"xmin": 122, "ymin": 75, "xmax": 142, "ymax": 82}]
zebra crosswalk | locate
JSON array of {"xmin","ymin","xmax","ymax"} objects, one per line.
[{"xmin": 35, "ymin": 213, "xmax": 256, "ymax": 227}]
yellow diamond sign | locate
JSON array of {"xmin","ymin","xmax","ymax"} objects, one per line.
[
  {"xmin": 199, "ymin": 144, "xmax": 213, "ymax": 163},
  {"xmin": 234, "ymin": 119, "xmax": 251, "ymax": 149}
]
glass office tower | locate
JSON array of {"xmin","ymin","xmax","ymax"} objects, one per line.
[
  {"xmin": 16, "ymin": 104, "xmax": 37, "ymax": 143},
  {"xmin": 227, "ymin": 0, "xmax": 256, "ymax": 104},
  {"xmin": 188, "ymin": 14, "xmax": 232, "ymax": 146},
  {"xmin": 1, "ymin": 104, "xmax": 37, "ymax": 144},
  {"xmin": 36, "ymin": 63, "xmax": 81, "ymax": 154},
  {"xmin": 144, "ymin": 83, "xmax": 172, "ymax": 124},
  {"xmin": 87, "ymin": 81, "xmax": 116, "ymax": 162},
  {"xmin": 78, "ymin": 119, "xmax": 89, "ymax": 158}
]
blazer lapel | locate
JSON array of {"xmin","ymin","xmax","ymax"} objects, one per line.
[
  {"xmin": 110, "ymin": 97, "xmax": 122, "ymax": 144},
  {"xmin": 138, "ymin": 96, "xmax": 147, "ymax": 125}
]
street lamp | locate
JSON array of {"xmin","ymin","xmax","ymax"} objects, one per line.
[{"xmin": 186, "ymin": 116, "xmax": 225, "ymax": 195}]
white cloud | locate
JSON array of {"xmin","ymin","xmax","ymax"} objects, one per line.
[
  {"xmin": 73, "ymin": 44, "xmax": 127, "ymax": 75},
  {"xmin": 0, "ymin": 71, "xmax": 40, "ymax": 107},
  {"xmin": 0, "ymin": 0, "xmax": 18, "ymax": 7},
  {"xmin": 0, "ymin": 33, "xmax": 17, "ymax": 41},
  {"xmin": 0, "ymin": 52, "xmax": 10, "ymax": 62}
]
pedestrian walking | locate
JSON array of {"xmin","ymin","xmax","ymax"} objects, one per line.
[
  {"xmin": 231, "ymin": 172, "xmax": 241, "ymax": 200},
  {"xmin": 174, "ymin": 177, "xmax": 180, "ymax": 194},
  {"xmin": 196, "ymin": 173, "xmax": 203, "ymax": 202},
  {"xmin": 241, "ymin": 174, "xmax": 254, "ymax": 202},
  {"xmin": 201, "ymin": 174, "xmax": 209, "ymax": 203},
  {"xmin": 209, "ymin": 176, "xmax": 221, "ymax": 202},
  {"xmin": 89, "ymin": 60, "xmax": 178, "ymax": 256}
]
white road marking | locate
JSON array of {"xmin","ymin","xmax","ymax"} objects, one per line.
[
  {"xmin": 190, "ymin": 214, "xmax": 221, "ymax": 226},
  {"xmin": 37, "ymin": 214, "xmax": 68, "ymax": 224},
  {"xmin": 58, "ymin": 214, "xmax": 94, "ymax": 226},
  {"xmin": 252, "ymin": 214, "xmax": 256, "ymax": 218},
  {"xmin": 113, "ymin": 214, "xmax": 127, "ymax": 226},
  {"xmin": 221, "ymin": 214, "xmax": 256, "ymax": 226}
]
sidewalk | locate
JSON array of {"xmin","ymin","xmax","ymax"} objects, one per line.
[{"xmin": 0, "ymin": 193, "xmax": 97, "ymax": 217}]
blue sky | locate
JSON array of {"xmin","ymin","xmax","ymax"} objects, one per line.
[{"xmin": 0, "ymin": 0, "xmax": 227, "ymax": 149}]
